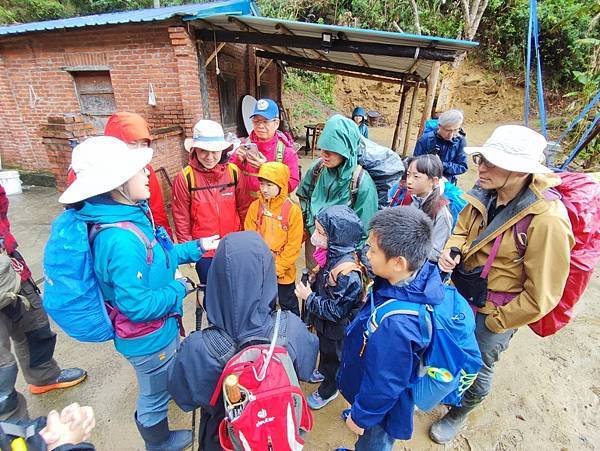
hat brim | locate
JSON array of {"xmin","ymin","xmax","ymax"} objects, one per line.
[
  {"xmin": 59, "ymin": 147, "xmax": 153, "ymax": 204},
  {"xmin": 249, "ymin": 112, "xmax": 279, "ymax": 121},
  {"xmin": 465, "ymin": 146, "xmax": 552, "ymax": 174},
  {"xmin": 184, "ymin": 138, "xmax": 232, "ymax": 153}
]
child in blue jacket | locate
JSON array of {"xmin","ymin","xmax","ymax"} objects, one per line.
[{"xmin": 336, "ymin": 206, "xmax": 445, "ymax": 450}]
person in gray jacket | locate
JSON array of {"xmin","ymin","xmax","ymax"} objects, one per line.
[{"xmin": 167, "ymin": 231, "xmax": 318, "ymax": 451}]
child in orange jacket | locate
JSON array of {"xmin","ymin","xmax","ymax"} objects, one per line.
[{"xmin": 244, "ymin": 162, "xmax": 303, "ymax": 316}]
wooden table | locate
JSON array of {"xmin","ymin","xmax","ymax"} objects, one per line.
[{"xmin": 303, "ymin": 123, "xmax": 324, "ymax": 158}]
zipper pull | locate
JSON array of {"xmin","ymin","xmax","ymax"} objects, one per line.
[
  {"xmin": 359, "ymin": 333, "xmax": 367, "ymax": 357},
  {"xmin": 267, "ymin": 436, "xmax": 273, "ymax": 451}
]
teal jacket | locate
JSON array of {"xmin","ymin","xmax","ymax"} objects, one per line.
[
  {"xmin": 297, "ymin": 114, "xmax": 378, "ymax": 235},
  {"xmin": 75, "ymin": 197, "xmax": 202, "ymax": 357}
]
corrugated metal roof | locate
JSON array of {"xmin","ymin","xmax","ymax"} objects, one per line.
[
  {"xmin": 193, "ymin": 15, "xmax": 477, "ymax": 52},
  {"xmin": 0, "ymin": 0, "xmax": 253, "ymax": 36},
  {"xmin": 192, "ymin": 15, "xmax": 477, "ymax": 80}
]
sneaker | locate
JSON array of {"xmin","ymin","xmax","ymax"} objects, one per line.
[
  {"xmin": 307, "ymin": 390, "xmax": 339, "ymax": 410},
  {"xmin": 333, "ymin": 448, "xmax": 353, "ymax": 451},
  {"xmin": 340, "ymin": 408, "xmax": 351, "ymax": 422},
  {"xmin": 29, "ymin": 368, "xmax": 87, "ymax": 395},
  {"xmin": 308, "ymin": 369, "xmax": 325, "ymax": 384}
]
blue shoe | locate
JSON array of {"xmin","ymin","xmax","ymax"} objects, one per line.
[
  {"xmin": 307, "ymin": 390, "xmax": 339, "ymax": 410},
  {"xmin": 333, "ymin": 448, "xmax": 353, "ymax": 451},
  {"xmin": 340, "ymin": 408, "xmax": 351, "ymax": 422},
  {"xmin": 308, "ymin": 369, "xmax": 325, "ymax": 384}
]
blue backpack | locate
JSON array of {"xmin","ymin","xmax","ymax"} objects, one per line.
[
  {"xmin": 365, "ymin": 286, "xmax": 482, "ymax": 411},
  {"xmin": 43, "ymin": 209, "xmax": 155, "ymax": 343}
]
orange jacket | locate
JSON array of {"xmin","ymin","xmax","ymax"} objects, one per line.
[{"xmin": 244, "ymin": 162, "xmax": 303, "ymax": 284}]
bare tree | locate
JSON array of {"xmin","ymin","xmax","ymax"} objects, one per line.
[{"xmin": 437, "ymin": 0, "xmax": 490, "ymax": 111}]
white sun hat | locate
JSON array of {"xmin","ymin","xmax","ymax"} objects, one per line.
[
  {"xmin": 184, "ymin": 120, "xmax": 233, "ymax": 153},
  {"xmin": 465, "ymin": 125, "xmax": 551, "ymax": 174},
  {"xmin": 59, "ymin": 136, "xmax": 152, "ymax": 204}
]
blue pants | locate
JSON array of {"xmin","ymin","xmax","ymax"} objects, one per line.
[
  {"xmin": 355, "ymin": 423, "xmax": 395, "ymax": 451},
  {"xmin": 126, "ymin": 338, "xmax": 178, "ymax": 427}
]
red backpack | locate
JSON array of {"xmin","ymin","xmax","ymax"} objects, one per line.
[
  {"xmin": 209, "ymin": 310, "xmax": 313, "ymax": 450},
  {"xmin": 514, "ymin": 172, "xmax": 600, "ymax": 336}
]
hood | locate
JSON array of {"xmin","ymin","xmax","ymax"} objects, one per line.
[
  {"xmin": 352, "ymin": 107, "xmax": 367, "ymax": 120},
  {"xmin": 74, "ymin": 195, "xmax": 150, "ymax": 226},
  {"xmin": 317, "ymin": 115, "xmax": 359, "ymax": 169},
  {"xmin": 0, "ymin": 186, "xmax": 7, "ymax": 219},
  {"xmin": 316, "ymin": 205, "xmax": 363, "ymax": 262},
  {"xmin": 257, "ymin": 161, "xmax": 289, "ymax": 203},
  {"xmin": 104, "ymin": 112, "xmax": 151, "ymax": 144},
  {"xmin": 373, "ymin": 261, "xmax": 445, "ymax": 306},
  {"xmin": 205, "ymin": 231, "xmax": 277, "ymax": 342}
]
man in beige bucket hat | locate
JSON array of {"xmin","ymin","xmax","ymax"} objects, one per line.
[{"xmin": 430, "ymin": 125, "xmax": 574, "ymax": 443}]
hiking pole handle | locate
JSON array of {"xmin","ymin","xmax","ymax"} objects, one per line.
[{"xmin": 441, "ymin": 247, "xmax": 462, "ymax": 281}]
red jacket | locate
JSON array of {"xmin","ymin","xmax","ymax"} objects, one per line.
[
  {"xmin": 0, "ymin": 186, "xmax": 31, "ymax": 281},
  {"xmin": 229, "ymin": 130, "xmax": 299, "ymax": 220},
  {"xmin": 171, "ymin": 157, "xmax": 243, "ymax": 257}
]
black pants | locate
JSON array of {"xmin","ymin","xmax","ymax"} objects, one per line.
[
  {"xmin": 277, "ymin": 283, "xmax": 300, "ymax": 317},
  {"xmin": 198, "ymin": 405, "xmax": 223, "ymax": 451},
  {"xmin": 317, "ymin": 334, "xmax": 342, "ymax": 399}
]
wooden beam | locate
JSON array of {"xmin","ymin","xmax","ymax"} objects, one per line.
[
  {"xmin": 258, "ymin": 59, "xmax": 273, "ymax": 78},
  {"xmin": 392, "ymin": 85, "xmax": 410, "ymax": 151},
  {"xmin": 256, "ymin": 49, "xmax": 422, "ymax": 83},
  {"xmin": 275, "ymin": 23, "xmax": 332, "ymax": 62},
  {"xmin": 419, "ymin": 60, "xmax": 440, "ymax": 135},
  {"xmin": 403, "ymin": 83, "xmax": 421, "ymax": 156},
  {"xmin": 204, "ymin": 42, "xmax": 226, "ymax": 67},
  {"xmin": 286, "ymin": 62, "xmax": 411, "ymax": 85},
  {"xmin": 337, "ymin": 32, "xmax": 370, "ymax": 67},
  {"xmin": 196, "ymin": 29, "xmax": 458, "ymax": 62},
  {"xmin": 225, "ymin": 17, "xmax": 307, "ymax": 60}
]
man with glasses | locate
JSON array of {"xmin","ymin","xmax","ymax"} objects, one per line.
[
  {"xmin": 413, "ymin": 109, "xmax": 467, "ymax": 184},
  {"xmin": 429, "ymin": 125, "xmax": 574, "ymax": 444},
  {"xmin": 230, "ymin": 98, "xmax": 299, "ymax": 220}
]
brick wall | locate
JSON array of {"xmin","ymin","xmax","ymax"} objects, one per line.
[{"xmin": 0, "ymin": 20, "xmax": 282, "ymax": 185}]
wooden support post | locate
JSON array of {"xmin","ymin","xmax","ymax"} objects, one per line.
[
  {"xmin": 391, "ymin": 85, "xmax": 409, "ymax": 152},
  {"xmin": 258, "ymin": 59, "xmax": 273, "ymax": 78},
  {"xmin": 196, "ymin": 42, "xmax": 211, "ymax": 120},
  {"xmin": 419, "ymin": 60, "xmax": 440, "ymax": 135},
  {"xmin": 403, "ymin": 82, "xmax": 421, "ymax": 157}
]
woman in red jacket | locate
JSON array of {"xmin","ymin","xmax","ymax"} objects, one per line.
[
  {"xmin": 66, "ymin": 112, "xmax": 173, "ymax": 238},
  {"xmin": 171, "ymin": 120, "xmax": 243, "ymax": 284}
]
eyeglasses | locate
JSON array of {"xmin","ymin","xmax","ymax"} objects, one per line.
[
  {"xmin": 251, "ymin": 118, "xmax": 278, "ymax": 127},
  {"xmin": 472, "ymin": 153, "xmax": 497, "ymax": 169}
]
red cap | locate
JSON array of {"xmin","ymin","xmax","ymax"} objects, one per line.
[{"xmin": 104, "ymin": 112, "xmax": 151, "ymax": 144}]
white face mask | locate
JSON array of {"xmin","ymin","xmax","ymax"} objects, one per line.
[{"xmin": 310, "ymin": 230, "xmax": 328, "ymax": 249}]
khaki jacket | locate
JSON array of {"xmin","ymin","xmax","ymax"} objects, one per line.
[{"xmin": 446, "ymin": 174, "xmax": 574, "ymax": 333}]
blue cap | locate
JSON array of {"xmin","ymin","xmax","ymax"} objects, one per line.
[{"xmin": 251, "ymin": 98, "xmax": 279, "ymax": 120}]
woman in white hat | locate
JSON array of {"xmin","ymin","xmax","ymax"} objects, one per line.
[
  {"xmin": 59, "ymin": 136, "xmax": 219, "ymax": 450},
  {"xmin": 430, "ymin": 125, "xmax": 574, "ymax": 444},
  {"xmin": 172, "ymin": 120, "xmax": 243, "ymax": 286}
]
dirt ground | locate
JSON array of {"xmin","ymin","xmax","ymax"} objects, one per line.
[{"xmin": 10, "ymin": 116, "xmax": 598, "ymax": 450}]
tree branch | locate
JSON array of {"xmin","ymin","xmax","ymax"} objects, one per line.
[{"xmin": 409, "ymin": 0, "xmax": 421, "ymax": 34}]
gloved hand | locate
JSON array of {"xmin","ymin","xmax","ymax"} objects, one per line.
[
  {"xmin": 176, "ymin": 277, "xmax": 196, "ymax": 296},
  {"xmin": 198, "ymin": 235, "xmax": 220, "ymax": 252}
]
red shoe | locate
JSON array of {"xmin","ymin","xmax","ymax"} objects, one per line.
[{"xmin": 29, "ymin": 368, "xmax": 87, "ymax": 395}]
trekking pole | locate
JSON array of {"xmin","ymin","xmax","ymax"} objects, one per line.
[
  {"xmin": 441, "ymin": 247, "xmax": 461, "ymax": 283},
  {"xmin": 188, "ymin": 280, "xmax": 205, "ymax": 451}
]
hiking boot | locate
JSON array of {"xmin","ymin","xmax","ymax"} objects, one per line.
[
  {"xmin": 29, "ymin": 368, "xmax": 87, "ymax": 395},
  {"xmin": 308, "ymin": 369, "xmax": 325, "ymax": 384},
  {"xmin": 429, "ymin": 404, "xmax": 477, "ymax": 444},
  {"xmin": 135, "ymin": 413, "xmax": 192, "ymax": 451},
  {"xmin": 307, "ymin": 390, "xmax": 338, "ymax": 410}
]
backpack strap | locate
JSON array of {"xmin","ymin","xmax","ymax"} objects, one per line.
[
  {"xmin": 298, "ymin": 159, "xmax": 325, "ymax": 204},
  {"xmin": 275, "ymin": 140, "xmax": 285, "ymax": 163},
  {"xmin": 183, "ymin": 164, "xmax": 237, "ymax": 192},
  {"xmin": 257, "ymin": 198, "xmax": 294, "ymax": 232},
  {"xmin": 90, "ymin": 222, "xmax": 156, "ymax": 264},
  {"xmin": 349, "ymin": 165, "xmax": 365, "ymax": 208},
  {"xmin": 0, "ymin": 422, "xmax": 37, "ymax": 441}
]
